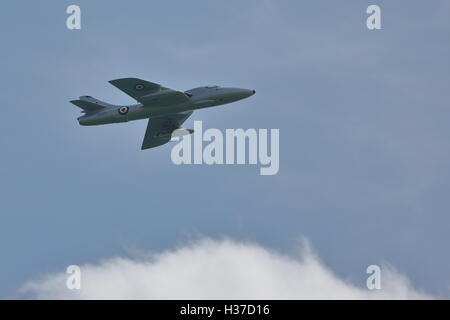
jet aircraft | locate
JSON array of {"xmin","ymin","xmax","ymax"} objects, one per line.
[{"xmin": 71, "ymin": 78, "xmax": 255, "ymax": 149}]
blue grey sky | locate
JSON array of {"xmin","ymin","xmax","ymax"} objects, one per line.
[{"xmin": 1, "ymin": 0, "xmax": 450, "ymax": 298}]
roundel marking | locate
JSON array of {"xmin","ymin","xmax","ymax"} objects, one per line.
[
  {"xmin": 134, "ymin": 84, "xmax": 145, "ymax": 90},
  {"xmin": 118, "ymin": 106, "xmax": 129, "ymax": 115}
]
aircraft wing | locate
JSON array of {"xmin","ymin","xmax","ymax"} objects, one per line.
[
  {"xmin": 141, "ymin": 111, "xmax": 193, "ymax": 150},
  {"xmin": 109, "ymin": 78, "xmax": 190, "ymax": 107},
  {"xmin": 109, "ymin": 78, "xmax": 164, "ymax": 100}
]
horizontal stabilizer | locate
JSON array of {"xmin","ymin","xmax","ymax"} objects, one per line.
[
  {"xmin": 70, "ymin": 96, "xmax": 114, "ymax": 114},
  {"xmin": 79, "ymin": 96, "xmax": 115, "ymax": 107}
]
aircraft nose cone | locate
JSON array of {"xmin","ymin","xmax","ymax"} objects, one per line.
[
  {"xmin": 243, "ymin": 89, "xmax": 255, "ymax": 97},
  {"xmin": 225, "ymin": 88, "xmax": 256, "ymax": 102}
]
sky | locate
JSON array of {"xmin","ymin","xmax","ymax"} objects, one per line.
[{"xmin": 1, "ymin": 0, "xmax": 450, "ymax": 298}]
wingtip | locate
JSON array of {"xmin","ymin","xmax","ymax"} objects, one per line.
[
  {"xmin": 109, "ymin": 77, "xmax": 137, "ymax": 84},
  {"xmin": 141, "ymin": 142, "xmax": 150, "ymax": 150},
  {"xmin": 108, "ymin": 79, "xmax": 121, "ymax": 84}
]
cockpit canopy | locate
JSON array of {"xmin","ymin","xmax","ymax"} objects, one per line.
[{"xmin": 184, "ymin": 85, "xmax": 220, "ymax": 97}]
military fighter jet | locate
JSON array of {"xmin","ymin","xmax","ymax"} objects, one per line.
[{"xmin": 70, "ymin": 78, "xmax": 255, "ymax": 149}]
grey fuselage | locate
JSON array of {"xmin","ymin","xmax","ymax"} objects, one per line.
[{"xmin": 78, "ymin": 86, "xmax": 255, "ymax": 126}]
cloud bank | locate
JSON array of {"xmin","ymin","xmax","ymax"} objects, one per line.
[{"xmin": 21, "ymin": 238, "xmax": 431, "ymax": 299}]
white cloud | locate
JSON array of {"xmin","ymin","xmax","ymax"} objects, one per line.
[{"xmin": 21, "ymin": 238, "xmax": 431, "ymax": 299}]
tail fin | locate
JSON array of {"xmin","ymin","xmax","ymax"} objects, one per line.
[{"xmin": 70, "ymin": 96, "xmax": 115, "ymax": 114}]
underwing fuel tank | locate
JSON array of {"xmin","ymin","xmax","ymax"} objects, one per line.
[{"xmin": 171, "ymin": 128, "xmax": 194, "ymax": 139}]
